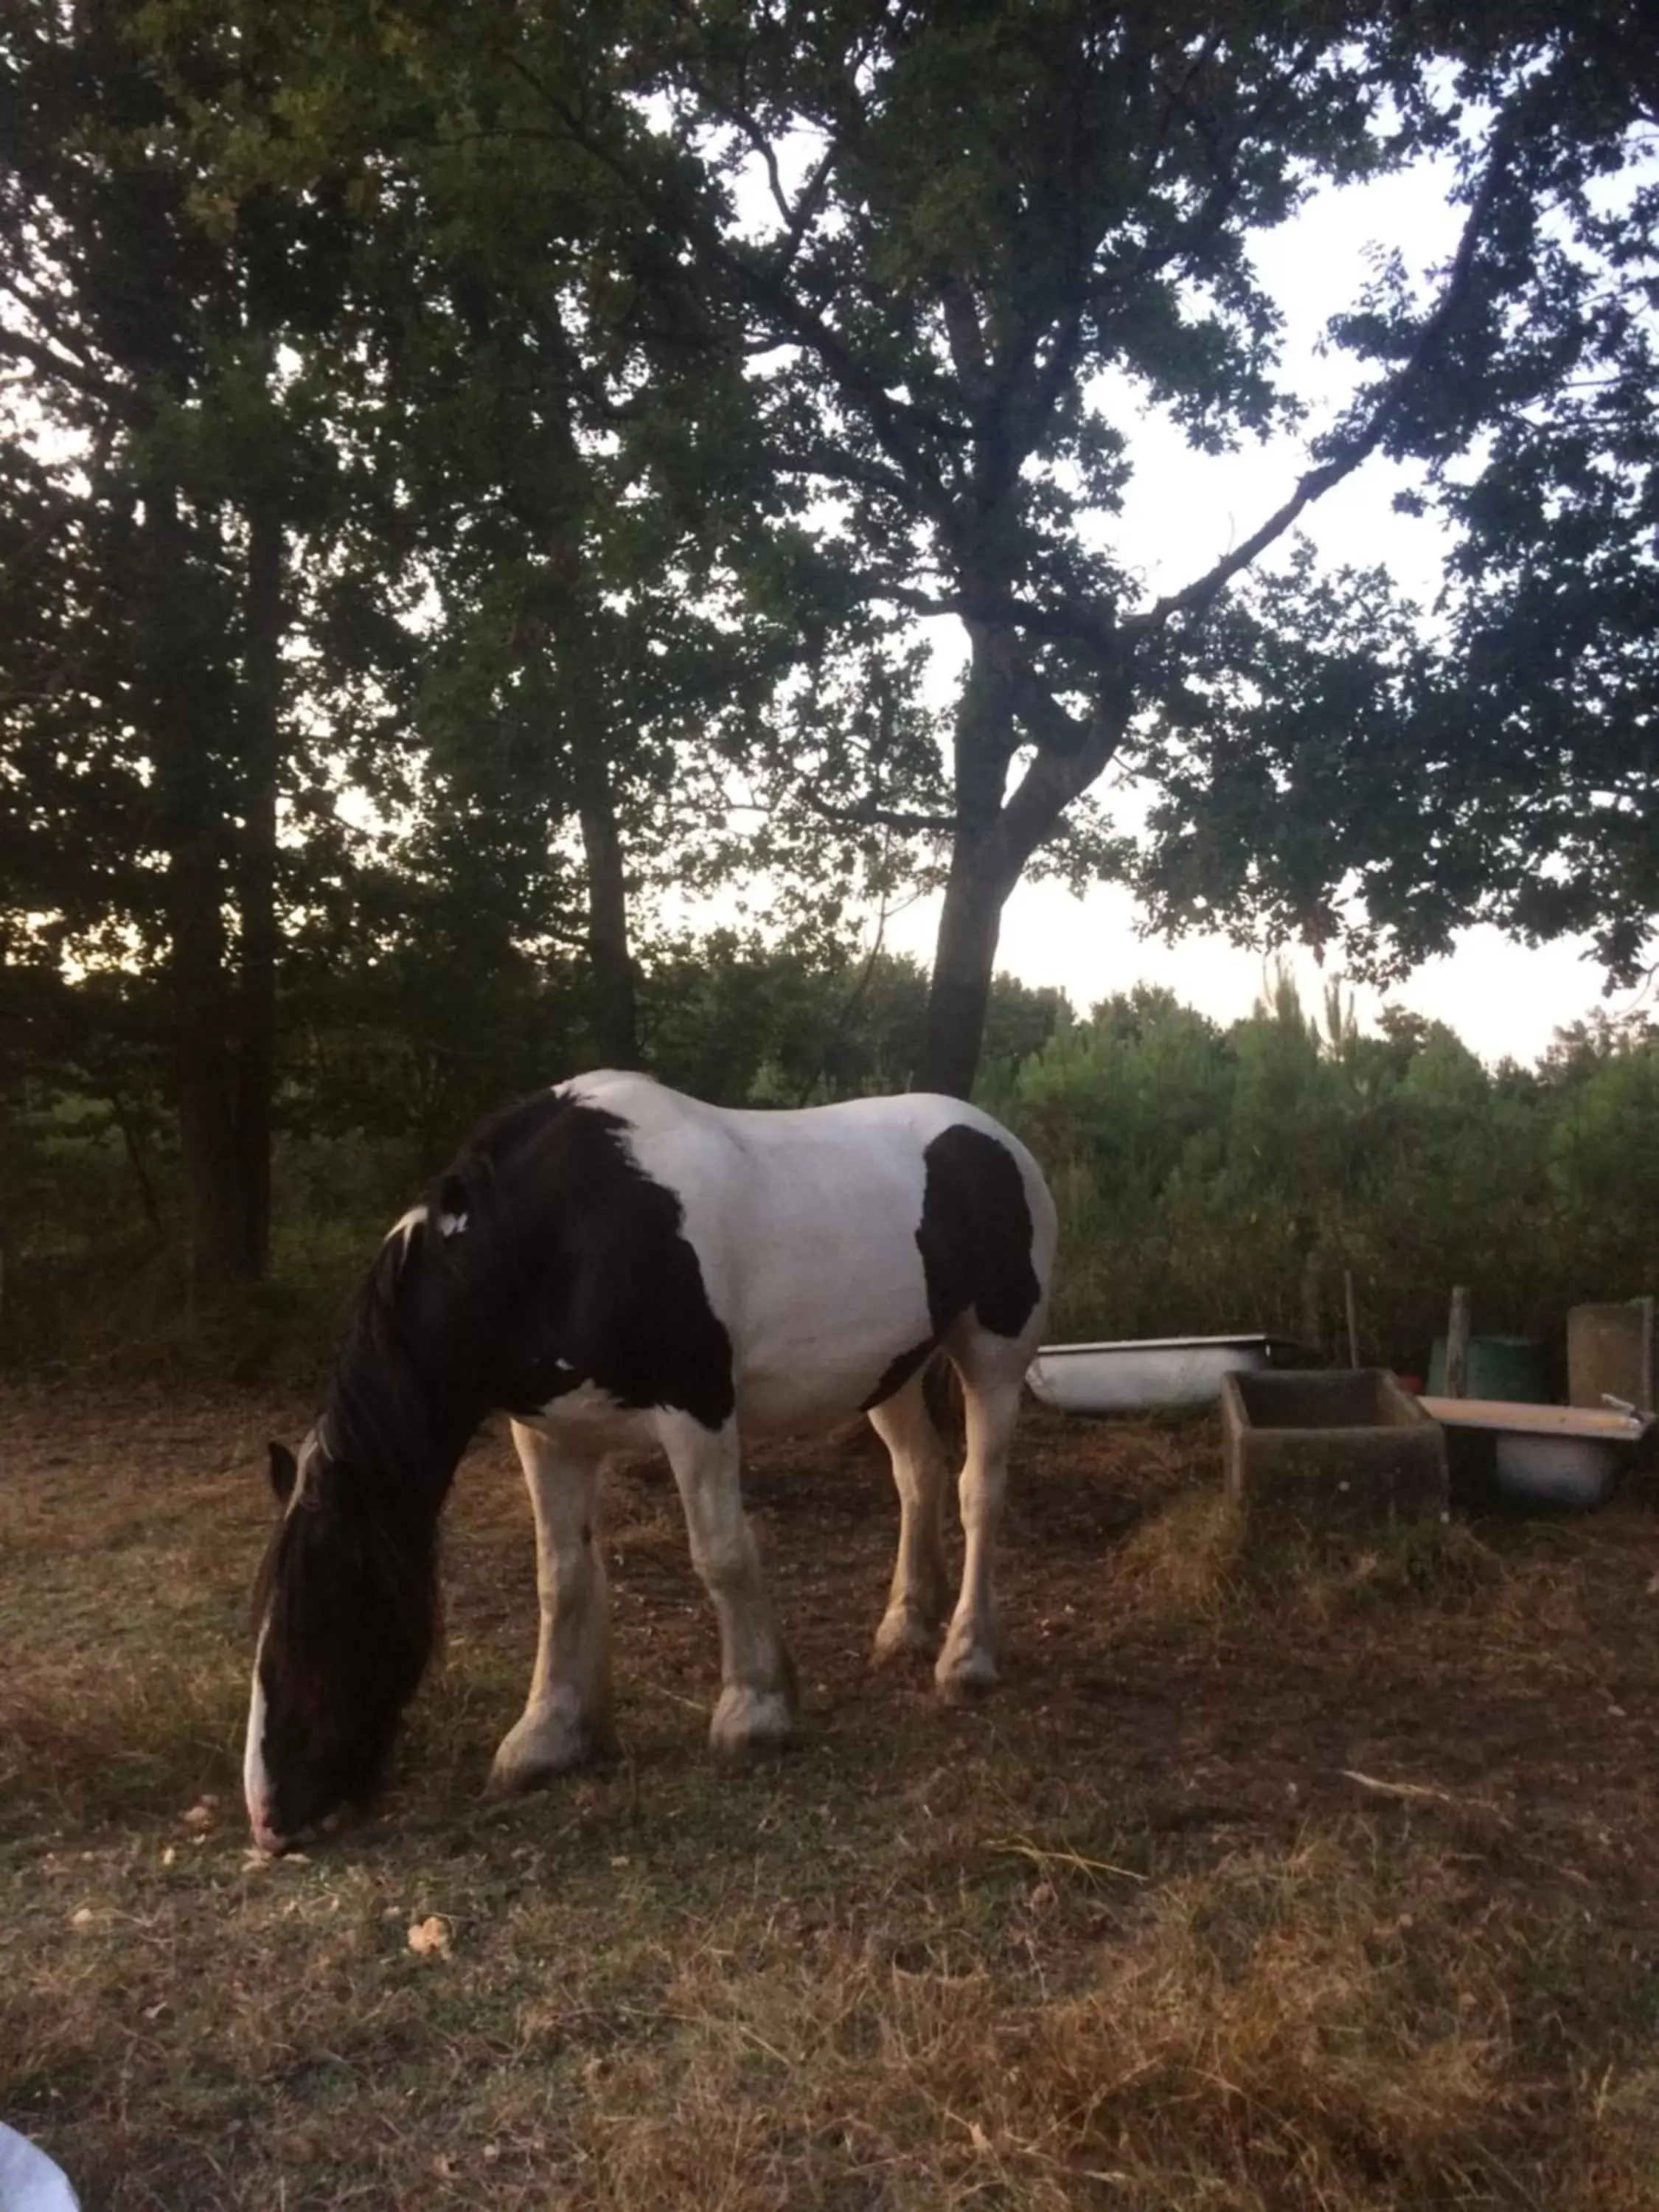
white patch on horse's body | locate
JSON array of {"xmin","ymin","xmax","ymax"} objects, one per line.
[
  {"xmin": 556, "ymin": 1071, "xmax": 1050, "ymax": 1441},
  {"xmin": 526, "ymin": 1377, "xmax": 656, "ymax": 1447},
  {"xmin": 243, "ymin": 1633, "xmax": 277, "ymax": 1854}
]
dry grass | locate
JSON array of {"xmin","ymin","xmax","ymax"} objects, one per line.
[{"xmin": 4, "ymin": 1385, "xmax": 1659, "ymax": 2208}]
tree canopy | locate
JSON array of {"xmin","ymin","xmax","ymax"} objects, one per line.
[
  {"xmin": 2, "ymin": 0, "xmax": 1655, "ymax": 1290},
  {"xmin": 449, "ymin": 0, "xmax": 1657, "ymax": 1085}
]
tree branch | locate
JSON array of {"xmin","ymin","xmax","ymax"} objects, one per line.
[
  {"xmin": 1121, "ymin": 102, "xmax": 1521, "ymax": 640},
  {"xmin": 702, "ymin": 63, "xmax": 841, "ymax": 276},
  {"xmin": 0, "ymin": 324, "xmax": 125, "ymax": 411},
  {"xmin": 779, "ymin": 439, "xmax": 925, "ymax": 510},
  {"xmin": 1003, "ymin": 653, "xmax": 1094, "ymax": 758},
  {"xmin": 501, "ymin": 52, "xmax": 960, "ymax": 522},
  {"xmin": 722, "ymin": 91, "xmax": 798, "ymax": 234},
  {"xmin": 997, "ymin": 670, "xmax": 1134, "ymax": 869},
  {"xmin": 799, "ymin": 778, "xmax": 958, "ymax": 836},
  {"xmin": 938, "ymin": 277, "xmax": 992, "ymax": 407},
  {"xmin": 990, "ymin": 49, "xmax": 1261, "ymax": 460}
]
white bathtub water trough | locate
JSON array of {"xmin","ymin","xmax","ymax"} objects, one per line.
[
  {"xmin": 1419, "ymin": 1395, "xmax": 1655, "ymax": 1509},
  {"xmin": 1026, "ymin": 1335, "xmax": 1310, "ymax": 1416}
]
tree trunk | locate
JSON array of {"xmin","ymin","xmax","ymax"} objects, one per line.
[
  {"xmin": 105, "ymin": 1088, "xmax": 162, "ymax": 1233},
  {"xmin": 232, "ymin": 496, "xmax": 284, "ymax": 1277},
  {"xmin": 919, "ymin": 837, "xmax": 1015, "ymax": 1098},
  {"xmin": 916, "ymin": 616, "xmax": 1134, "ymax": 1096},
  {"xmin": 577, "ymin": 748, "xmax": 639, "ymax": 1069},
  {"xmin": 917, "ymin": 623, "xmax": 1019, "ymax": 1097},
  {"xmin": 143, "ymin": 481, "xmax": 246, "ymax": 1284},
  {"xmin": 537, "ymin": 359, "xmax": 641, "ymax": 1074}
]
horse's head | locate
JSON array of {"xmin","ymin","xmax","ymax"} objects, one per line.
[{"xmin": 243, "ymin": 1430, "xmax": 439, "ymax": 1854}]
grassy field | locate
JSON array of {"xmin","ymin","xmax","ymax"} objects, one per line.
[{"xmin": 4, "ymin": 1385, "xmax": 1659, "ymax": 2210}]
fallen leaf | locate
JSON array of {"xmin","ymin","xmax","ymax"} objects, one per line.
[
  {"xmin": 181, "ymin": 1803, "xmax": 214, "ymax": 1833},
  {"xmin": 70, "ymin": 1907, "xmax": 95, "ymax": 1928},
  {"xmin": 408, "ymin": 1915, "xmax": 450, "ymax": 1957}
]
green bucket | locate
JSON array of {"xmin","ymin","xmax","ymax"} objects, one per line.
[{"xmin": 1427, "ymin": 1333, "xmax": 1550, "ymax": 1402}]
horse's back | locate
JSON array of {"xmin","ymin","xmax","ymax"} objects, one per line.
[{"xmin": 557, "ymin": 1073, "xmax": 1053, "ymax": 1436}]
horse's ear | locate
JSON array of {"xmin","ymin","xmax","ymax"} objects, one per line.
[
  {"xmin": 432, "ymin": 1172, "xmax": 474, "ymax": 1239},
  {"xmin": 267, "ymin": 1442, "xmax": 298, "ymax": 1504}
]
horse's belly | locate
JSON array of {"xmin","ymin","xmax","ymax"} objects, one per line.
[
  {"xmin": 731, "ymin": 1303, "xmax": 936, "ymax": 1440},
  {"xmin": 734, "ymin": 1368, "xmax": 877, "ymax": 1441}
]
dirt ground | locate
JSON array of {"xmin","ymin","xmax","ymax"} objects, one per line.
[{"xmin": 4, "ymin": 1383, "xmax": 1659, "ymax": 2208}]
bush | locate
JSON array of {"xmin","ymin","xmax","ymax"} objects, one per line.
[{"xmin": 991, "ymin": 977, "xmax": 1659, "ymax": 1370}]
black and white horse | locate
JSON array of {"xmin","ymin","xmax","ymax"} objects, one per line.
[{"xmin": 244, "ymin": 1071, "xmax": 1056, "ymax": 1853}]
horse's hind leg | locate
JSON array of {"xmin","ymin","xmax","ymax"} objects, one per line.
[
  {"xmin": 489, "ymin": 1422, "xmax": 619, "ymax": 1793},
  {"xmin": 657, "ymin": 1411, "xmax": 799, "ymax": 1758},
  {"xmin": 867, "ymin": 1368, "xmax": 950, "ymax": 1663},
  {"xmin": 935, "ymin": 1338, "xmax": 1025, "ymax": 1704}
]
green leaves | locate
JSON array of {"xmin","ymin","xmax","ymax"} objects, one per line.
[{"xmin": 8, "ymin": 0, "xmax": 1658, "ymax": 1161}]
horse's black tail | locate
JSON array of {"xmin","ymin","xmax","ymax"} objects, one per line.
[{"xmin": 922, "ymin": 1352, "xmax": 965, "ymax": 1453}]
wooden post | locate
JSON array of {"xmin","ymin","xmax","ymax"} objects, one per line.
[
  {"xmin": 1636, "ymin": 1295, "xmax": 1655, "ymax": 1414},
  {"xmin": 1446, "ymin": 1286, "xmax": 1472, "ymax": 1399},
  {"xmin": 1343, "ymin": 1270, "xmax": 1360, "ymax": 1369},
  {"xmin": 1299, "ymin": 1251, "xmax": 1323, "ymax": 1359}
]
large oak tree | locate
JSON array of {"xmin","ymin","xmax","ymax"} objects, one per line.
[{"xmin": 489, "ymin": 0, "xmax": 1659, "ymax": 1091}]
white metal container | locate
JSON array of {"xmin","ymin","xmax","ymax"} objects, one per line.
[
  {"xmin": 1026, "ymin": 1335, "xmax": 1304, "ymax": 1416},
  {"xmin": 1419, "ymin": 1396, "xmax": 1655, "ymax": 1509}
]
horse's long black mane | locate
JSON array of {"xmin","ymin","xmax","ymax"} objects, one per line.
[
  {"xmin": 253, "ymin": 1091, "xmax": 599, "ymax": 1809},
  {"xmin": 321, "ymin": 1088, "xmax": 591, "ymax": 1498},
  {"xmin": 298, "ymin": 1071, "xmax": 731, "ymax": 1537}
]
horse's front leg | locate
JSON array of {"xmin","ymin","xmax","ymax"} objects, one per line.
[
  {"xmin": 489, "ymin": 1422, "xmax": 619, "ymax": 1793},
  {"xmin": 658, "ymin": 1411, "xmax": 799, "ymax": 1757}
]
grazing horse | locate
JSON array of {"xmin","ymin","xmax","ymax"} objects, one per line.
[{"xmin": 243, "ymin": 1071, "xmax": 1056, "ymax": 1853}]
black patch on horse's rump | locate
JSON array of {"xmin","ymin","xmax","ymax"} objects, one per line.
[
  {"xmin": 915, "ymin": 1124, "xmax": 1040, "ymax": 1339},
  {"xmin": 406, "ymin": 1086, "xmax": 736, "ymax": 1433},
  {"xmin": 860, "ymin": 1336, "xmax": 938, "ymax": 1411}
]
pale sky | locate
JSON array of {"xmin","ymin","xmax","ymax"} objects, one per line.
[{"xmin": 863, "ymin": 152, "xmax": 1646, "ymax": 1068}]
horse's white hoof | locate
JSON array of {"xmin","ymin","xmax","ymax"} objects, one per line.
[
  {"xmin": 934, "ymin": 1635, "xmax": 998, "ymax": 1704},
  {"xmin": 487, "ymin": 1707, "xmax": 617, "ymax": 1793},
  {"xmin": 709, "ymin": 1684, "xmax": 797, "ymax": 1759},
  {"xmin": 872, "ymin": 1604, "xmax": 944, "ymax": 1664}
]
